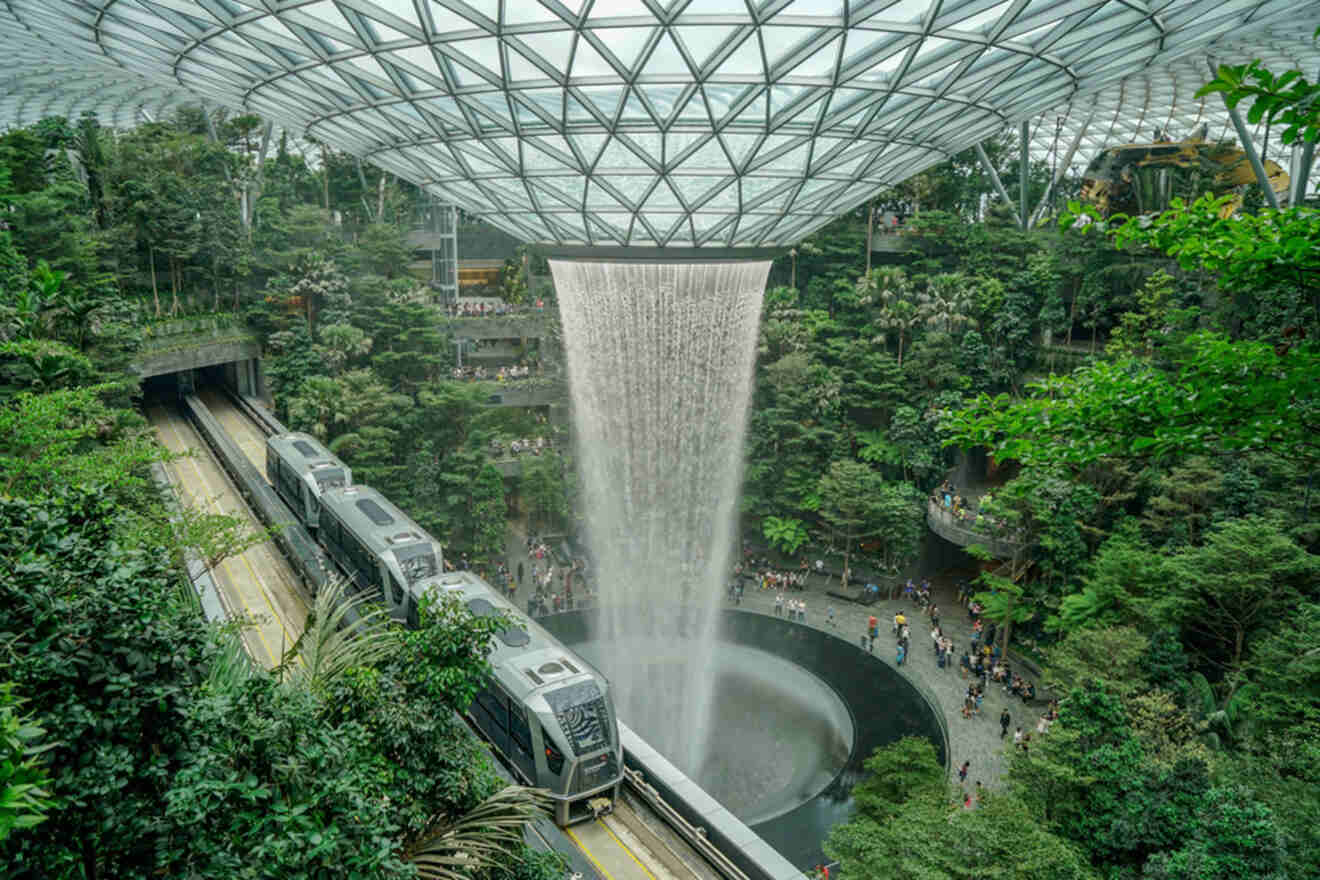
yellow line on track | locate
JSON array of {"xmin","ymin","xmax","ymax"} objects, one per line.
[
  {"xmin": 202, "ymin": 397, "xmax": 310, "ymax": 619},
  {"xmin": 598, "ymin": 817, "xmax": 660, "ymax": 880},
  {"xmin": 564, "ymin": 825, "xmax": 618, "ymax": 880},
  {"xmin": 156, "ymin": 408, "xmax": 293, "ymax": 667}
]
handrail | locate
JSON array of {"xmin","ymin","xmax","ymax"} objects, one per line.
[{"xmin": 925, "ymin": 499, "xmax": 1026, "ymax": 557}]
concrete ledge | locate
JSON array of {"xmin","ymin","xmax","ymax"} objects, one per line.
[
  {"xmin": 446, "ymin": 315, "xmax": 552, "ymax": 339},
  {"xmin": 135, "ymin": 338, "xmax": 260, "ymax": 378},
  {"xmin": 479, "ymin": 381, "xmax": 565, "ymax": 407}
]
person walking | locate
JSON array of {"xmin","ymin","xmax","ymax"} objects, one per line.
[
  {"xmin": 517, "ymin": 560, "xmax": 524, "ymax": 585},
  {"xmin": 827, "ymin": 605, "xmax": 836, "ymax": 628},
  {"xmin": 896, "ymin": 642, "xmax": 906, "ymax": 666},
  {"xmin": 774, "ymin": 593, "xmax": 784, "ymax": 616},
  {"xmin": 1000, "ymin": 709, "xmax": 1011, "ymax": 739},
  {"xmin": 958, "ymin": 761, "xmax": 970, "ymax": 783}
]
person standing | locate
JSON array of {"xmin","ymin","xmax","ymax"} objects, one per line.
[
  {"xmin": 827, "ymin": 605, "xmax": 836, "ymax": 628},
  {"xmin": 517, "ymin": 560, "xmax": 524, "ymax": 585},
  {"xmin": 868, "ymin": 614, "xmax": 878, "ymax": 641},
  {"xmin": 1013, "ymin": 727, "xmax": 1024, "ymax": 748},
  {"xmin": 1000, "ymin": 709, "xmax": 1011, "ymax": 738},
  {"xmin": 896, "ymin": 642, "xmax": 906, "ymax": 666},
  {"xmin": 774, "ymin": 593, "xmax": 784, "ymax": 616},
  {"xmin": 958, "ymin": 761, "xmax": 970, "ymax": 783}
]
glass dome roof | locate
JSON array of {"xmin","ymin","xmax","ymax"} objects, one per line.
[
  {"xmin": 1023, "ymin": 22, "xmax": 1320, "ymax": 195},
  {"xmin": 0, "ymin": 1, "xmax": 1316, "ymax": 248}
]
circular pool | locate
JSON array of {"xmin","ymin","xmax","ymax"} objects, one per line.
[{"xmin": 540, "ymin": 608, "xmax": 947, "ymax": 870}]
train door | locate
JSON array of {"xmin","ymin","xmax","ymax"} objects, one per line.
[
  {"xmin": 508, "ymin": 704, "xmax": 537, "ymax": 782},
  {"xmin": 301, "ymin": 480, "xmax": 318, "ymax": 528}
]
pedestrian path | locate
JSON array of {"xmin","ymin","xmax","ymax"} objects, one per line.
[
  {"xmin": 731, "ymin": 573, "xmax": 1038, "ymax": 791},
  {"xmin": 496, "ymin": 526, "xmax": 1040, "ymax": 792}
]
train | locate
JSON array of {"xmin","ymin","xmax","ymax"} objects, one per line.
[
  {"xmin": 265, "ymin": 432, "xmax": 622, "ymax": 825},
  {"xmin": 264, "ymin": 432, "xmax": 351, "ymax": 528}
]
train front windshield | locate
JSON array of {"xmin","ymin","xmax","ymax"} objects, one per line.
[
  {"xmin": 544, "ymin": 682, "xmax": 612, "ymax": 755},
  {"xmin": 313, "ymin": 468, "xmax": 347, "ymax": 492},
  {"xmin": 396, "ymin": 545, "xmax": 438, "ymax": 585}
]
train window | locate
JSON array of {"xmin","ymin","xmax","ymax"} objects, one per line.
[
  {"xmin": 396, "ymin": 546, "xmax": 437, "ymax": 585},
  {"xmin": 478, "ymin": 687, "xmax": 507, "ymax": 730},
  {"xmin": 355, "ymin": 498, "xmax": 394, "ymax": 526},
  {"xmin": 387, "ymin": 571, "xmax": 403, "ymax": 606},
  {"xmin": 509, "ymin": 705, "xmax": 532, "ymax": 752},
  {"xmin": 541, "ymin": 726, "xmax": 565, "ymax": 775},
  {"xmin": 314, "ymin": 468, "xmax": 345, "ymax": 491},
  {"xmin": 292, "ymin": 440, "xmax": 319, "ymax": 457},
  {"xmin": 498, "ymin": 627, "xmax": 530, "ymax": 648}
]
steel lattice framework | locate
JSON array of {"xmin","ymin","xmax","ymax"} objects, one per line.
[{"xmin": 1, "ymin": 1, "xmax": 1318, "ymax": 248}]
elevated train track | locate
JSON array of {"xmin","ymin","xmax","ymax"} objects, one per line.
[
  {"xmin": 147, "ymin": 402, "xmax": 308, "ymax": 668},
  {"xmin": 149, "ymin": 386, "xmax": 727, "ymax": 880}
]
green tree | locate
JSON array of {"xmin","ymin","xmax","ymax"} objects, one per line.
[
  {"xmin": 827, "ymin": 739, "xmax": 1095, "ymax": 880},
  {"xmin": 816, "ymin": 459, "xmax": 884, "ymax": 584},
  {"xmin": 1142, "ymin": 786, "xmax": 1286, "ymax": 880},
  {"xmin": 1149, "ymin": 517, "xmax": 1317, "ymax": 675},
  {"xmin": 946, "ymin": 333, "xmax": 1320, "ymax": 471},
  {"xmin": 845, "ymin": 736, "xmax": 945, "ymax": 823},
  {"xmin": 520, "ymin": 450, "xmax": 568, "ymax": 532}
]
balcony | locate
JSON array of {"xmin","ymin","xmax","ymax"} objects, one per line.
[{"xmin": 926, "ymin": 498, "xmax": 1026, "ymax": 559}]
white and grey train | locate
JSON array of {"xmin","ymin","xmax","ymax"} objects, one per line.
[{"xmin": 265, "ymin": 432, "xmax": 622, "ymax": 825}]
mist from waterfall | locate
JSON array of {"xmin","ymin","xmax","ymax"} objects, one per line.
[{"xmin": 551, "ymin": 259, "xmax": 769, "ymax": 777}]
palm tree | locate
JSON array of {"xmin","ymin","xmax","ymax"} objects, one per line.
[
  {"xmin": 404, "ymin": 785, "xmax": 552, "ymax": 880},
  {"xmin": 868, "ymin": 267, "xmax": 921, "ymax": 366},
  {"xmin": 918, "ymin": 273, "xmax": 974, "ymax": 335},
  {"xmin": 276, "ymin": 574, "xmax": 397, "ymax": 691}
]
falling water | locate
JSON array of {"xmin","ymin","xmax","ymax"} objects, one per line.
[{"xmin": 552, "ymin": 259, "xmax": 770, "ymax": 776}]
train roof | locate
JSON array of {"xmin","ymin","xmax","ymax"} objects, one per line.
[
  {"xmin": 267, "ymin": 432, "xmax": 347, "ymax": 478},
  {"xmin": 319, "ymin": 484, "xmax": 437, "ymax": 556},
  {"xmin": 423, "ymin": 570, "xmax": 605, "ymax": 706}
]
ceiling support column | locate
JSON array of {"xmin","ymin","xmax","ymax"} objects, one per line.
[
  {"xmin": 1209, "ymin": 58, "xmax": 1280, "ymax": 210},
  {"xmin": 1030, "ymin": 112, "xmax": 1094, "ymax": 227},
  {"xmin": 1294, "ymin": 138, "xmax": 1316, "ymax": 206},
  {"xmin": 1020, "ymin": 121, "xmax": 1030, "ymax": 229},
  {"xmin": 975, "ymin": 142, "xmax": 1017, "ymax": 225}
]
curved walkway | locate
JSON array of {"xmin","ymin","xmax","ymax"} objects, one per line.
[
  {"xmin": 729, "ymin": 579, "xmax": 1034, "ymax": 792},
  {"xmin": 498, "ymin": 528, "xmax": 1041, "ymax": 793}
]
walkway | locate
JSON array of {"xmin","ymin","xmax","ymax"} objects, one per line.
[{"xmin": 495, "ymin": 524, "xmax": 1046, "ymax": 794}]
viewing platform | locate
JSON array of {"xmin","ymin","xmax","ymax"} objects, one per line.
[
  {"xmin": 926, "ymin": 498, "xmax": 1026, "ymax": 558},
  {"xmin": 445, "ymin": 311, "xmax": 553, "ymax": 340}
]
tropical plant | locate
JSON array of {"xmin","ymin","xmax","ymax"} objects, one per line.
[
  {"xmin": 278, "ymin": 574, "xmax": 398, "ymax": 692},
  {"xmin": 762, "ymin": 515, "xmax": 809, "ymax": 555},
  {"xmin": 404, "ymin": 785, "xmax": 551, "ymax": 880},
  {"xmin": 918, "ymin": 273, "xmax": 974, "ymax": 334},
  {"xmin": 0, "ymin": 683, "xmax": 54, "ymax": 842}
]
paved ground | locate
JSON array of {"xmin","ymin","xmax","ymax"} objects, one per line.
[{"xmin": 496, "ymin": 521, "xmax": 1048, "ymax": 794}]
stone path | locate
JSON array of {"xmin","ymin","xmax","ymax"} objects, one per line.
[{"xmin": 496, "ymin": 525, "xmax": 1048, "ymax": 793}]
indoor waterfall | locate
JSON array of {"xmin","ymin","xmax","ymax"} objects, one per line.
[{"xmin": 551, "ymin": 258, "xmax": 770, "ymax": 776}]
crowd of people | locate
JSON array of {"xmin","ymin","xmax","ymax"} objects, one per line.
[
  {"xmin": 450, "ymin": 363, "xmax": 535, "ymax": 381},
  {"xmin": 444, "ymin": 299, "xmax": 543, "ymax": 317},
  {"xmin": 744, "ymin": 566, "xmax": 809, "ymax": 592},
  {"xmin": 521, "ymin": 535, "xmax": 593, "ymax": 617},
  {"xmin": 489, "ymin": 435, "xmax": 553, "ymax": 458},
  {"xmin": 929, "ymin": 479, "xmax": 1023, "ymax": 540}
]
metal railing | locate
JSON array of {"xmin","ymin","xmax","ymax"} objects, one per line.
[{"xmin": 926, "ymin": 499, "xmax": 1026, "ymax": 558}]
